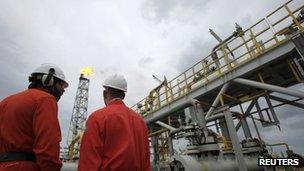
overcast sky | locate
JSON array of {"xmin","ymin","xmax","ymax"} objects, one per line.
[{"xmin": 1, "ymin": 0, "xmax": 304, "ymax": 155}]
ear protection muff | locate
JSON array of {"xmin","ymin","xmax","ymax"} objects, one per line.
[
  {"xmin": 28, "ymin": 75, "xmax": 37, "ymax": 82},
  {"xmin": 42, "ymin": 68, "xmax": 55, "ymax": 87}
]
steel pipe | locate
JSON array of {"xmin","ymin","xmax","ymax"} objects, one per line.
[
  {"xmin": 145, "ymin": 99, "xmax": 197, "ymax": 124},
  {"xmin": 155, "ymin": 121, "xmax": 177, "ymax": 131},
  {"xmin": 234, "ymin": 78, "xmax": 304, "ymax": 99},
  {"xmin": 205, "ymin": 83, "xmax": 230, "ymax": 119}
]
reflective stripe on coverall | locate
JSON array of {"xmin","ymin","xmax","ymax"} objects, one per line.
[
  {"xmin": 0, "ymin": 89, "xmax": 62, "ymax": 171},
  {"xmin": 78, "ymin": 99, "xmax": 151, "ymax": 171}
]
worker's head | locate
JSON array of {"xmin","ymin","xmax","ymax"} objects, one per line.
[
  {"xmin": 102, "ymin": 74, "xmax": 127, "ymax": 105},
  {"xmin": 28, "ymin": 63, "xmax": 69, "ymax": 101}
]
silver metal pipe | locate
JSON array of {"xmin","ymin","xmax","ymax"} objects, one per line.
[
  {"xmin": 171, "ymin": 155, "xmax": 264, "ymax": 171},
  {"xmin": 206, "ymin": 113, "xmax": 225, "ymax": 122},
  {"xmin": 209, "ymin": 28, "xmax": 223, "ymax": 42},
  {"xmin": 145, "ymin": 99, "xmax": 197, "ymax": 124},
  {"xmin": 196, "ymin": 103, "xmax": 207, "ymax": 130},
  {"xmin": 169, "ymin": 126, "xmax": 185, "ymax": 135},
  {"xmin": 205, "ymin": 83, "xmax": 230, "ymax": 119},
  {"xmin": 155, "ymin": 121, "xmax": 177, "ymax": 131},
  {"xmin": 234, "ymin": 78, "xmax": 304, "ymax": 99},
  {"xmin": 62, "ymin": 162, "xmax": 78, "ymax": 171}
]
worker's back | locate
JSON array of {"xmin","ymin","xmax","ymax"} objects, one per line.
[
  {"xmin": 0, "ymin": 89, "xmax": 54, "ymax": 153},
  {"xmin": 78, "ymin": 99, "xmax": 151, "ymax": 171},
  {"xmin": 0, "ymin": 89, "xmax": 62, "ymax": 171}
]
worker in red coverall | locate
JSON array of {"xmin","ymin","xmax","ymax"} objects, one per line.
[
  {"xmin": 0, "ymin": 63, "xmax": 69, "ymax": 171},
  {"xmin": 78, "ymin": 74, "xmax": 151, "ymax": 171}
]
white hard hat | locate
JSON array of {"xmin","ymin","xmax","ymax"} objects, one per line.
[
  {"xmin": 103, "ymin": 74, "xmax": 127, "ymax": 92},
  {"xmin": 32, "ymin": 63, "xmax": 69, "ymax": 88}
]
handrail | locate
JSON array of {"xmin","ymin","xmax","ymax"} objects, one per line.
[{"xmin": 132, "ymin": 0, "xmax": 304, "ymax": 117}]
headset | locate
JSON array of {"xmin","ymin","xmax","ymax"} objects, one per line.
[
  {"xmin": 42, "ymin": 68, "xmax": 55, "ymax": 87},
  {"xmin": 28, "ymin": 68, "xmax": 55, "ymax": 87}
]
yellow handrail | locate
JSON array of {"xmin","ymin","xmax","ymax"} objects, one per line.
[{"xmin": 132, "ymin": 0, "xmax": 304, "ymax": 116}]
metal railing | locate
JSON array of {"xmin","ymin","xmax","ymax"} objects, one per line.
[{"xmin": 132, "ymin": 0, "xmax": 304, "ymax": 116}]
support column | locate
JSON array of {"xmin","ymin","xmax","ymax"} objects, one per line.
[
  {"xmin": 219, "ymin": 118, "xmax": 230, "ymax": 141},
  {"xmin": 239, "ymin": 104, "xmax": 253, "ymax": 139},
  {"xmin": 167, "ymin": 133, "xmax": 174, "ymax": 156},
  {"xmin": 291, "ymin": 31, "xmax": 304, "ymax": 59},
  {"xmin": 224, "ymin": 108, "xmax": 248, "ymax": 171},
  {"xmin": 265, "ymin": 95, "xmax": 280, "ymax": 125},
  {"xmin": 255, "ymin": 101, "xmax": 266, "ymax": 125},
  {"xmin": 240, "ymin": 118, "xmax": 252, "ymax": 139},
  {"xmin": 184, "ymin": 106, "xmax": 198, "ymax": 125},
  {"xmin": 196, "ymin": 104, "xmax": 208, "ymax": 131},
  {"xmin": 151, "ymin": 134, "xmax": 159, "ymax": 165}
]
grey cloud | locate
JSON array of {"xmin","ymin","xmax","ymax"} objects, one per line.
[
  {"xmin": 138, "ymin": 56, "xmax": 155, "ymax": 68},
  {"xmin": 286, "ymin": 119, "xmax": 304, "ymax": 130},
  {"xmin": 173, "ymin": 38, "xmax": 217, "ymax": 72},
  {"xmin": 141, "ymin": 0, "xmax": 211, "ymax": 23},
  {"xmin": 0, "ymin": 39, "xmax": 33, "ymax": 99},
  {"xmin": 141, "ymin": 0, "xmax": 176, "ymax": 23},
  {"xmin": 274, "ymin": 104, "xmax": 304, "ymax": 120}
]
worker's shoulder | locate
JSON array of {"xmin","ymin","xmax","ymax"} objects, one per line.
[
  {"xmin": 1, "ymin": 89, "xmax": 54, "ymax": 104},
  {"xmin": 125, "ymin": 107, "xmax": 146, "ymax": 124},
  {"xmin": 88, "ymin": 105, "xmax": 144, "ymax": 122},
  {"xmin": 27, "ymin": 89, "xmax": 55, "ymax": 101},
  {"xmin": 88, "ymin": 107, "xmax": 108, "ymax": 120}
]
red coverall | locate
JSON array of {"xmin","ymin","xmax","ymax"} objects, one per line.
[
  {"xmin": 78, "ymin": 99, "xmax": 151, "ymax": 171},
  {"xmin": 0, "ymin": 89, "xmax": 62, "ymax": 171}
]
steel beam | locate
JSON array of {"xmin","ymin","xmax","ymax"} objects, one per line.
[
  {"xmin": 265, "ymin": 95, "xmax": 280, "ymax": 124},
  {"xmin": 219, "ymin": 117, "xmax": 231, "ymax": 141},
  {"xmin": 224, "ymin": 109, "xmax": 248, "ymax": 171},
  {"xmin": 269, "ymin": 95, "xmax": 304, "ymax": 109},
  {"xmin": 236, "ymin": 99, "xmax": 257, "ymax": 131},
  {"xmin": 167, "ymin": 135, "xmax": 174, "ymax": 156},
  {"xmin": 205, "ymin": 83, "xmax": 230, "ymax": 119},
  {"xmin": 233, "ymin": 78, "xmax": 304, "ymax": 99},
  {"xmin": 240, "ymin": 118, "xmax": 252, "ymax": 139},
  {"xmin": 239, "ymin": 104, "xmax": 253, "ymax": 139},
  {"xmin": 291, "ymin": 31, "xmax": 304, "ymax": 59},
  {"xmin": 255, "ymin": 101, "xmax": 266, "ymax": 125},
  {"xmin": 150, "ymin": 128, "xmax": 159, "ymax": 164}
]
